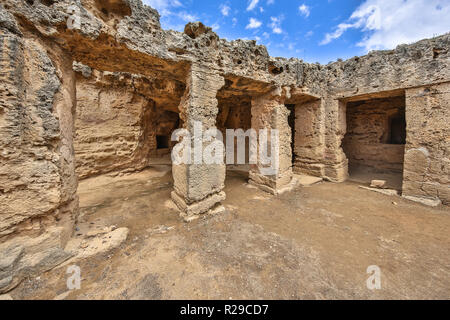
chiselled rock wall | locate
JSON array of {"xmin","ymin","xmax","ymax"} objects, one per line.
[
  {"xmin": 326, "ymin": 36, "xmax": 450, "ymax": 97},
  {"xmin": 343, "ymin": 96, "xmax": 406, "ymax": 173},
  {"xmin": 72, "ymin": 60, "xmax": 184, "ymax": 178},
  {"xmin": 0, "ymin": 5, "xmax": 77, "ymax": 293},
  {"xmin": 403, "ymin": 82, "xmax": 450, "ymax": 206},
  {"xmin": 320, "ymin": 35, "xmax": 450, "ymax": 183},
  {"xmin": 217, "ymin": 97, "xmax": 252, "ymax": 166},
  {"xmin": 0, "ymin": 10, "xmax": 77, "ymax": 242},
  {"xmin": 74, "ymin": 69, "xmax": 154, "ymax": 178},
  {"xmin": 0, "ymin": 0, "xmax": 449, "ymax": 293}
]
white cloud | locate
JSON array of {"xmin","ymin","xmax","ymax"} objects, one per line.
[
  {"xmin": 320, "ymin": 22, "xmax": 355, "ymax": 45},
  {"xmin": 177, "ymin": 11, "xmax": 198, "ymax": 22},
  {"xmin": 246, "ymin": 18, "xmax": 262, "ymax": 29},
  {"xmin": 220, "ymin": 4, "xmax": 231, "ymax": 16},
  {"xmin": 144, "ymin": 0, "xmax": 199, "ymax": 30},
  {"xmin": 299, "ymin": 4, "xmax": 310, "ymax": 17},
  {"xmin": 247, "ymin": 0, "xmax": 260, "ymax": 11},
  {"xmin": 320, "ymin": 0, "xmax": 450, "ymax": 51},
  {"xmin": 269, "ymin": 16, "xmax": 283, "ymax": 34},
  {"xmin": 212, "ymin": 23, "xmax": 220, "ymax": 31}
]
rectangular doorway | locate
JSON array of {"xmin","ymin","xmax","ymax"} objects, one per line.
[{"xmin": 342, "ymin": 94, "xmax": 406, "ymax": 191}]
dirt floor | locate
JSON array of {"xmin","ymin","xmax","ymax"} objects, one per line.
[
  {"xmin": 9, "ymin": 166, "xmax": 450, "ymax": 300},
  {"xmin": 348, "ymin": 165, "xmax": 404, "ymax": 191}
]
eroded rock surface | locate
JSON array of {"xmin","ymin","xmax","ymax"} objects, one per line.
[{"xmin": 0, "ymin": 0, "xmax": 449, "ymax": 294}]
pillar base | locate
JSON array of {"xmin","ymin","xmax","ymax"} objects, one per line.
[
  {"xmin": 323, "ymin": 161, "xmax": 348, "ymax": 183},
  {"xmin": 293, "ymin": 162, "xmax": 326, "ymax": 178},
  {"xmin": 249, "ymin": 172, "xmax": 299, "ymax": 195},
  {"xmin": 171, "ymin": 191, "xmax": 226, "ymax": 222}
]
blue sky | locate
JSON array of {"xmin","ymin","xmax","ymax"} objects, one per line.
[{"xmin": 143, "ymin": 0, "xmax": 450, "ymax": 64}]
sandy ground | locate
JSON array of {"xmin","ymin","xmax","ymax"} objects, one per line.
[
  {"xmin": 10, "ymin": 166, "xmax": 450, "ymax": 300},
  {"xmin": 348, "ymin": 165, "xmax": 404, "ymax": 191}
]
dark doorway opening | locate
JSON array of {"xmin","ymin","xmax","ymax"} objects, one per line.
[
  {"xmin": 286, "ymin": 104, "xmax": 296, "ymax": 163},
  {"xmin": 388, "ymin": 115, "xmax": 407, "ymax": 145},
  {"xmin": 156, "ymin": 135, "xmax": 170, "ymax": 149}
]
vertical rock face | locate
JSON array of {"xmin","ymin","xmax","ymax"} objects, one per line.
[
  {"xmin": 0, "ymin": 6, "xmax": 77, "ymax": 293},
  {"xmin": 404, "ymin": 83, "xmax": 450, "ymax": 205},
  {"xmin": 74, "ymin": 73, "xmax": 154, "ymax": 178},
  {"xmin": 0, "ymin": 29, "xmax": 77, "ymax": 241},
  {"xmin": 217, "ymin": 100, "xmax": 252, "ymax": 133},
  {"xmin": 72, "ymin": 64, "xmax": 185, "ymax": 178},
  {"xmin": 217, "ymin": 97, "xmax": 252, "ymax": 166}
]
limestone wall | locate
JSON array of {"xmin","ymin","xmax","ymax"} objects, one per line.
[
  {"xmin": 326, "ymin": 35, "xmax": 450, "ymax": 97},
  {"xmin": 0, "ymin": 0, "xmax": 447, "ymax": 234},
  {"xmin": 343, "ymin": 96, "xmax": 406, "ymax": 173},
  {"xmin": 74, "ymin": 75, "xmax": 154, "ymax": 179},
  {"xmin": 0, "ymin": 0, "xmax": 449, "ymax": 294},
  {"xmin": 0, "ymin": 24, "xmax": 77, "ymax": 241},
  {"xmin": 217, "ymin": 98, "xmax": 252, "ymax": 166},
  {"xmin": 0, "ymin": 12, "xmax": 77, "ymax": 293},
  {"xmin": 403, "ymin": 82, "xmax": 450, "ymax": 206},
  {"xmin": 72, "ymin": 64, "xmax": 184, "ymax": 178}
]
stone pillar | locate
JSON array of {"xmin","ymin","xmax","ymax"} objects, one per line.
[
  {"xmin": 322, "ymin": 98, "xmax": 348, "ymax": 182},
  {"xmin": 171, "ymin": 65, "xmax": 226, "ymax": 221},
  {"xmin": 293, "ymin": 98, "xmax": 326, "ymax": 177},
  {"xmin": 403, "ymin": 83, "xmax": 450, "ymax": 206},
  {"xmin": 249, "ymin": 88, "xmax": 295, "ymax": 194}
]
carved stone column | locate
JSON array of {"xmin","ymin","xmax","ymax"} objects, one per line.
[
  {"xmin": 249, "ymin": 88, "xmax": 295, "ymax": 194},
  {"xmin": 171, "ymin": 64, "xmax": 226, "ymax": 221}
]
